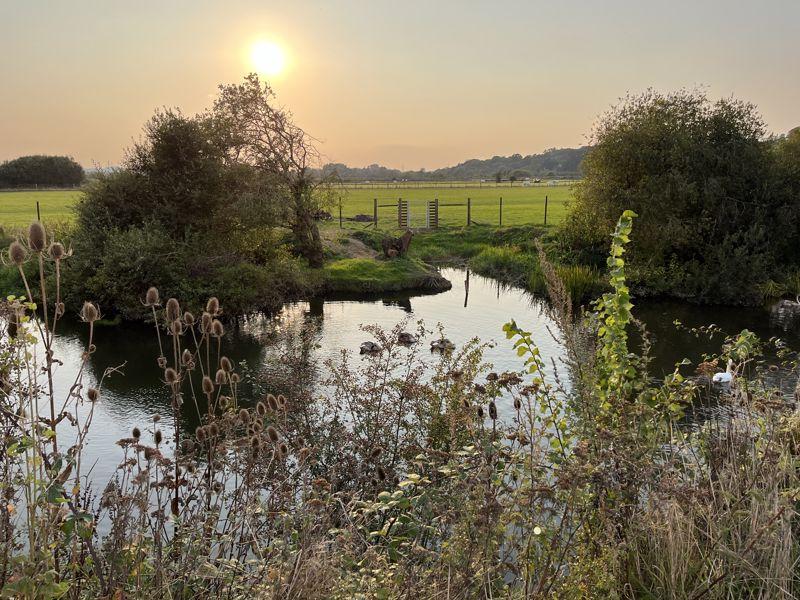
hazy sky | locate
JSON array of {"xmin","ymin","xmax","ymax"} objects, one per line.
[{"xmin": 1, "ymin": 0, "xmax": 798, "ymax": 169}]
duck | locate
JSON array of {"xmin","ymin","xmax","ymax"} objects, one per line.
[
  {"xmin": 398, "ymin": 332, "xmax": 418, "ymax": 345},
  {"xmin": 360, "ymin": 341, "xmax": 382, "ymax": 354},
  {"xmin": 430, "ymin": 338, "xmax": 455, "ymax": 352}
]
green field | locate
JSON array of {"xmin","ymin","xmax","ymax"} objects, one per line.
[
  {"xmin": 336, "ymin": 185, "xmax": 573, "ymax": 230},
  {"xmin": 0, "ymin": 190, "xmax": 82, "ymax": 229},
  {"xmin": 0, "ymin": 185, "xmax": 574, "ymax": 231}
]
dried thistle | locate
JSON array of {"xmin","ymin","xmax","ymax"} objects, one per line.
[
  {"xmin": 8, "ymin": 241, "xmax": 26, "ymax": 265},
  {"xmin": 87, "ymin": 388, "xmax": 100, "ymax": 402},
  {"xmin": 28, "ymin": 222, "xmax": 46, "ymax": 252},
  {"xmin": 165, "ymin": 298, "xmax": 181, "ymax": 322},
  {"xmin": 49, "ymin": 242, "xmax": 65, "ymax": 260},
  {"xmin": 202, "ymin": 376, "xmax": 214, "ymax": 395},
  {"xmin": 145, "ymin": 286, "xmax": 160, "ymax": 307},
  {"xmin": 80, "ymin": 302, "xmax": 99, "ymax": 323},
  {"xmin": 206, "ymin": 297, "xmax": 220, "ymax": 315},
  {"xmin": 220, "ymin": 356, "xmax": 232, "ymax": 372},
  {"xmin": 211, "ymin": 320, "xmax": 224, "ymax": 338},
  {"xmin": 266, "ymin": 426, "xmax": 279, "ymax": 443}
]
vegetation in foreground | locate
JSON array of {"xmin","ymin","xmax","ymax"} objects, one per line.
[{"xmin": 2, "ymin": 212, "xmax": 798, "ymax": 598}]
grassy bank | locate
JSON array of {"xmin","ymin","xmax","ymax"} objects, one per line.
[{"xmin": 323, "ymin": 257, "xmax": 452, "ymax": 293}]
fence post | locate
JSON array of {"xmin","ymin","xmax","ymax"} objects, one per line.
[
  {"xmin": 467, "ymin": 197, "xmax": 471, "ymax": 226},
  {"xmin": 37, "ymin": 201, "xmax": 41, "ymax": 222},
  {"xmin": 499, "ymin": 196, "xmax": 503, "ymax": 226},
  {"xmin": 373, "ymin": 198, "xmax": 378, "ymax": 228},
  {"xmin": 544, "ymin": 195, "xmax": 548, "ymax": 226},
  {"xmin": 339, "ymin": 204, "xmax": 343, "ymax": 229}
]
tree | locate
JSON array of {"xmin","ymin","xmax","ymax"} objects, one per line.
[
  {"xmin": 213, "ymin": 74, "xmax": 328, "ymax": 268},
  {"xmin": 0, "ymin": 155, "xmax": 84, "ymax": 187},
  {"xmin": 564, "ymin": 88, "xmax": 790, "ymax": 304}
]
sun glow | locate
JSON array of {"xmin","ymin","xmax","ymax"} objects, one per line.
[{"xmin": 251, "ymin": 40, "xmax": 286, "ymax": 77}]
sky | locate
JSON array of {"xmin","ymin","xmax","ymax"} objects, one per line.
[{"xmin": 0, "ymin": 0, "xmax": 798, "ymax": 170}]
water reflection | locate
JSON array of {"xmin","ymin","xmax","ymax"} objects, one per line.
[{"xmin": 31, "ymin": 268, "xmax": 800, "ymax": 487}]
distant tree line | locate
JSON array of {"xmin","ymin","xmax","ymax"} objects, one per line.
[
  {"xmin": 0, "ymin": 155, "xmax": 84, "ymax": 187},
  {"xmin": 318, "ymin": 146, "xmax": 588, "ymax": 182}
]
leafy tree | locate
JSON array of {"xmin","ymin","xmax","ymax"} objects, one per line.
[
  {"xmin": 0, "ymin": 155, "xmax": 84, "ymax": 187},
  {"xmin": 213, "ymin": 74, "xmax": 329, "ymax": 268},
  {"xmin": 564, "ymin": 89, "xmax": 793, "ymax": 304}
]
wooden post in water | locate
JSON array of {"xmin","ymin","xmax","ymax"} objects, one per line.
[
  {"xmin": 36, "ymin": 201, "xmax": 41, "ymax": 222},
  {"xmin": 499, "ymin": 197, "xmax": 503, "ymax": 226},
  {"xmin": 544, "ymin": 195, "xmax": 548, "ymax": 226},
  {"xmin": 373, "ymin": 198, "xmax": 378, "ymax": 229},
  {"xmin": 467, "ymin": 197, "xmax": 471, "ymax": 226}
]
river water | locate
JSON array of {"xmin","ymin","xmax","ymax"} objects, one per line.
[{"xmin": 32, "ymin": 268, "xmax": 800, "ymax": 486}]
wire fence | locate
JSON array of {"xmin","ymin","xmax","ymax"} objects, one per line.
[{"xmin": 333, "ymin": 179, "xmax": 578, "ymax": 190}]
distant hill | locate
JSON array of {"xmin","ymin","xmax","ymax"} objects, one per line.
[{"xmin": 319, "ymin": 146, "xmax": 589, "ymax": 182}]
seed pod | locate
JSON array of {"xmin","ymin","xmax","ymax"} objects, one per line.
[
  {"xmin": 181, "ymin": 439, "xmax": 195, "ymax": 453},
  {"xmin": 132, "ymin": 427, "xmax": 141, "ymax": 440},
  {"xmin": 376, "ymin": 466, "xmax": 386, "ymax": 481},
  {"xmin": 256, "ymin": 401, "xmax": 267, "ymax": 416},
  {"xmin": 266, "ymin": 426, "xmax": 279, "ymax": 443},
  {"xmin": 370, "ymin": 446, "xmax": 383, "ymax": 459},
  {"xmin": 153, "ymin": 413, "xmax": 161, "ymax": 423},
  {"xmin": 219, "ymin": 396, "xmax": 230, "ymax": 410},
  {"xmin": 28, "ymin": 222, "xmax": 46, "ymax": 252},
  {"xmin": 250, "ymin": 435, "xmax": 261, "ymax": 449},
  {"xmin": 55, "ymin": 302, "xmax": 65, "ymax": 317},
  {"xmin": 171, "ymin": 320, "xmax": 183, "ymax": 335},
  {"xmin": 202, "ymin": 376, "xmax": 214, "ymax": 395},
  {"xmin": 208, "ymin": 423, "xmax": 219, "ymax": 438},
  {"xmin": 183, "ymin": 311, "xmax": 194, "ymax": 326},
  {"xmin": 182, "ymin": 349, "xmax": 193, "ymax": 366},
  {"xmin": 164, "ymin": 368, "xmax": 178, "ymax": 384},
  {"xmin": 201, "ymin": 312, "xmax": 212, "ymax": 333},
  {"xmin": 8, "ymin": 241, "xmax": 26, "ymax": 266},
  {"xmin": 80, "ymin": 302, "xmax": 99, "ymax": 323},
  {"xmin": 154, "ymin": 430, "xmax": 163, "ymax": 445},
  {"xmin": 488, "ymin": 401, "xmax": 498, "ymax": 420},
  {"xmin": 477, "ymin": 406, "xmax": 484, "ymax": 419},
  {"xmin": 277, "ymin": 394, "xmax": 287, "ymax": 409},
  {"xmin": 220, "ymin": 356, "xmax": 232, "ymax": 372},
  {"xmin": 462, "ymin": 398, "xmax": 470, "ymax": 409},
  {"xmin": 230, "ymin": 373, "xmax": 240, "ymax": 384},
  {"xmin": 165, "ymin": 298, "xmax": 181, "ymax": 323},
  {"xmin": 87, "ymin": 388, "xmax": 100, "ymax": 402},
  {"xmin": 49, "ymin": 242, "xmax": 65, "ymax": 260},
  {"xmin": 266, "ymin": 394, "xmax": 277, "ymax": 411},
  {"xmin": 278, "ymin": 442, "xmax": 288, "ymax": 458},
  {"xmin": 145, "ymin": 286, "xmax": 160, "ymax": 306},
  {"xmin": 206, "ymin": 297, "xmax": 220, "ymax": 315},
  {"xmin": 211, "ymin": 320, "xmax": 224, "ymax": 338},
  {"xmin": 215, "ymin": 369, "xmax": 226, "ymax": 384},
  {"xmin": 513, "ymin": 397, "xmax": 521, "ymax": 410},
  {"xmin": 238, "ymin": 408, "xmax": 250, "ymax": 424},
  {"xmin": 195, "ymin": 426, "xmax": 207, "ymax": 441}
]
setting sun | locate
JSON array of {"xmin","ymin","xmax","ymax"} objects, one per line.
[{"xmin": 251, "ymin": 40, "xmax": 285, "ymax": 77}]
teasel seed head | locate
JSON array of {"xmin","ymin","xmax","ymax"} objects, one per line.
[
  {"xmin": 278, "ymin": 442, "xmax": 288, "ymax": 458},
  {"xmin": 370, "ymin": 446, "xmax": 383, "ymax": 459},
  {"xmin": 219, "ymin": 395, "xmax": 230, "ymax": 410},
  {"xmin": 181, "ymin": 438, "xmax": 195, "ymax": 453},
  {"xmin": 215, "ymin": 369, "xmax": 226, "ymax": 384},
  {"xmin": 195, "ymin": 426, "xmax": 207, "ymax": 441},
  {"xmin": 154, "ymin": 430, "xmax": 163, "ymax": 445},
  {"xmin": 164, "ymin": 368, "xmax": 178, "ymax": 384},
  {"xmin": 256, "ymin": 401, "xmax": 267, "ymax": 416},
  {"xmin": 165, "ymin": 298, "xmax": 181, "ymax": 322},
  {"xmin": 220, "ymin": 356, "xmax": 232, "ymax": 372},
  {"xmin": 132, "ymin": 426, "xmax": 141, "ymax": 440},
  {"xmin": 183, "ymin": 311, "xmax": 194, "ymax": 326},
  {"xmin": 513, "ymin": 397, "xmax": 521, "ymax": 411},
  {"xmin": 462, "ymin": 398, "xmax": 470, "ymax": 409},
  {"xmin": 206, "ymin": 297, "xmax": 220, "ymax": 315},
  {"xmin": 208, "ymin": 423, "xmax": 220, "ymax": 438},
  {"xmin": 266, "ymin": 426, "xmax": 279, "ymax": 443},
  {"xmin": 250, "ymin": 435, "xmax": 261, "ymax": 450},
  {"xmin": 230, "ymin": 373, "xmax": 240, "ymax": 384},
  {"xmin": 211, "ymin": 319, "xmax": 224, "ymax": 338},
  {"xmin": 28, "ymin": 222, "xmax": 46, "ymax": 252},
  {"xmin": 477, "ymin": 406, "xmax": 484, "ymax": 419},
  {"xmin": 277, "ymin": 394, "xmax": 287, "ymax": 410},
  {"xmin": 376, "ymin": 466, "xmax": 386, "ymax": 481},
  {"xmin": 253, "ymin": 420, "xmax": 263, "ymax": 433},
  {"xmin": 201, "ymin": 312, "xmax": 212, "ymax": 333},
  {"xmin": 201, "ymin": 376, "xmax": 214, "ymax": 395},
  {"xmin": 488, "ymin": 400, "xmax": 498, "ymax": 421},
  {"xmin": 55, "ymin": 302, "xmax": 65, "ymax": 317},
  {"xmin": 171, "ymin": 319, "xmax": 183, "ymax": 336},
  {"xmin": 181, "ymin": 349, "xmax": 193, "ymax": 366},
  {"xmin": 145, "ymin": 286, "xmax": 160, "ymax": 306},
  {"xmin": 157, "ymin": 356, "xmax": 167, "ymax": 369},
  {"xmin": 49, "ymin": 242, "xmax": 65, "ymax": 260},
  {"xmin": 80, "ymin": 301, "xmax": 99, "ymax": 323},
  {"xmin": 266, "ymin": 393, "xmax": 278, "ymax": 411},
  {"xmin": 87, "ymin": 388, "xmax": 100, "ymax": 402},
  {"xmin": 9, "ymin": 241, "xmax": 26, "ymax": 266},
  {"xmin": 152, "ymin": 413, "xmax": 161, "ymax": 423},
  {"xmin": 239, "ymin": 408, "xmax": 250, "ymax": 424}
]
